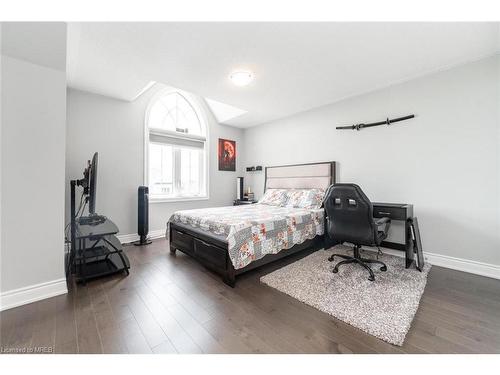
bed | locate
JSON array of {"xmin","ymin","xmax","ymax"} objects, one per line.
[{"xmin": 168, "ymin": 161, "xmax": 336, "ymax": 286}]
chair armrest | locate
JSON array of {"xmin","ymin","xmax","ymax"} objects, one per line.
[
  {"xmin": 374, "ymin": 217, "xmax": 391, "ymax": 225},
  {"xmin": 375, "ymin": 217, "xmax": 391, "ymax": 237}
]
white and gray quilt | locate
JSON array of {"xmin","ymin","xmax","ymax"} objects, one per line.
[{"xmin": 169, "ymin": 203, "xmax": 324, "ymax": 270}]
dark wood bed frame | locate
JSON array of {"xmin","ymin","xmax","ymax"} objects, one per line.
[{"xmin": 169, "ymin": 161, "xmax": 336, "ymax": 287}]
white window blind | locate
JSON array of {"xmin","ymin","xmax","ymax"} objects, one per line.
[{"xmin": 146, "ymin": 90, "xmax": 208, "ymax": 201}]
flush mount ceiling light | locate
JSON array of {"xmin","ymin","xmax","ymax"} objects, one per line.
[{"xmin": 229, "ymin": 70, "xmax": 254, "ymax": 87}]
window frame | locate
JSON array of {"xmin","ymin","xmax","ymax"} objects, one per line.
[{"xmin": 144, "ymin": 87, "xmax": 210, "ymax": 203}]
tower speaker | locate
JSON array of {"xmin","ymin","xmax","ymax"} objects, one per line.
[{"xmin": 133, "ymin": 186, "xmax": 152, "ymax": 246}]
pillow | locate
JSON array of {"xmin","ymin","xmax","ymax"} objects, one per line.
[
  {"xmin": 284, "ymin": 188, "xmax": 325, "ymax": 209},
  {"xmin": 259, "ymin": 189, "xmax": 288, "ymax": 206}
]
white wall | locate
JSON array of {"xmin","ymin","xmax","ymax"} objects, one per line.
[
  {"xmin": 1, "ymin": 23, "xmax": 67, "ymax": 306},
  {"xmin": 244, "ymin": 56, "xmax": 500, "ymax": 267},
  {"xmin": 0, "ymin": 24, "xmax": 3, "ymax": 298},
  {"xmin": 66, "ymin": 86, "xmax": 245, "ymax": 237}
]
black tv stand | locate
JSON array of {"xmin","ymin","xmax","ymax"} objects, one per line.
[{"xmin": 68, "ymin": 180, "xmax": 130, "ymax": 284}]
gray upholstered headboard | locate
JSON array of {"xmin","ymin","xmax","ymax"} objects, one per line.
[{"xmin": 264, "ymin": 161, "xmax": 336, "ymax": 191}]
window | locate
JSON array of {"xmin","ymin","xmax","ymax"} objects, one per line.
[{"xmin": 145, "ymin": 89, "xmax": 208, "ymax": 201}]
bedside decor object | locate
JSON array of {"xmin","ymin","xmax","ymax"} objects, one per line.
[
  {"xmin": 246, "ymin": 166, "xmax": 255, "ymax": 172},
  {"xmin": 336, "ymin": 114, "xmax": 415, "ymax": 131},
  {"xmin": 243, "ymin": 187, "xmax": 254, "ymax": 201},
  {"xmin": 218, "ymin": 138, "xmax": 236, "ymax": 171}
]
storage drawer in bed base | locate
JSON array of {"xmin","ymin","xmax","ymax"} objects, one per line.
[
  {"xmin": 171, "ymin": 228, "xmax": 194, "ymax": 255},
  {"xmin": 194, "ymin": 238, "xmax": 227, "ymax": 270},
  {"xmin": 169, "ymin": 223, "xmax": 323, "ymax": 287},
  {"xmin": 170, "ymin": 223, "xmax": 228, "ymax": 273}
]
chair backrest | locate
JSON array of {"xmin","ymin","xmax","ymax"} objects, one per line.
[{"xmin": 324, "ymin": 183, "xmax": 377, "ymax": 246}]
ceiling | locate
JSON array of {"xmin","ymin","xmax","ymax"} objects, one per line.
[
  {"xmin": 2, "ymin": 22, "xmax": 67, "ymax": 71},
  {"xmin": 67, "ymin": 22, "xmax": 500, "ymax": 128}
]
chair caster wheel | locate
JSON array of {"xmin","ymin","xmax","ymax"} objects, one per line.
[
  {"xmin": 332, "ymin": 268, "xmax": 339, "ymax": 274},
  {"xmin": 328, "ymin": 255, "xmax": 335, "ymax": 262},
  {"xmin": 380, "ymin": 266, "xmax": 387, "ymax": 272},
  {"xmin": 368, "ymin": 275, "xmax": 375, "ymax": 281}
]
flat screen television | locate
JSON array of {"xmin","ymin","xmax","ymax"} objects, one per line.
[{"xmin": 88, "ymin": 152, "xmax": 98, "ymax": 215}]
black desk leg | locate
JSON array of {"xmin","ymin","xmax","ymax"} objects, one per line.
[{"xmin": 405, "ymin": 219, "xmax": 415, "ymax": 269}]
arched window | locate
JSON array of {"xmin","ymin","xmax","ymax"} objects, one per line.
[{"xmin": 145, "ymin": 89, "xmax": 208, "ymax": 201}]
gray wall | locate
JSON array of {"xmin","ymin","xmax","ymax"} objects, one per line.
[
  {"xmin": 66, "ymin": 86, "xmax": 245, "ymax": 236},
  {"xmin": 1, "ymin": 24, "xmax": 67, "ymax": 293},
  {"xmin": 244, "ymin": 56, "xmax": 500, "ymax": 266}
]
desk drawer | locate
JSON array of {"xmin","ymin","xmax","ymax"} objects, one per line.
[
  {"xmin": 194, "ymin": 238, "xmax": 226, "ymax": 270},
  {"xmin": 373, "ymin": 206, "xmax": 407, "ymax": 221},
  {"xmin": 171, "ymin": 228, "xmax": 194, "ymax": 255}
]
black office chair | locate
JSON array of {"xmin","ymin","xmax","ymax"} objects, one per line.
[{"xmin": 324, "ymin": 183, "xmax": 391, "ymax": 281}]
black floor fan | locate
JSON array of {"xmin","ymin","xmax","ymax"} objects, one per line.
[{"xmin": 133, "ymin": 186, "xmax": 152, "ymax": 246}]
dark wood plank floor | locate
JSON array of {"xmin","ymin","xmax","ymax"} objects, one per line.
[{"xmin": 1, "ymin": 238, "xmax": 500, "ymax": 354}]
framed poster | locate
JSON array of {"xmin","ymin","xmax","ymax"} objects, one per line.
[{"xmin": 218, "ymin": 138, "xmax": 236, "ymax": 171}]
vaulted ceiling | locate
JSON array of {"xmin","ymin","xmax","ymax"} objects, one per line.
[{"xmin": 67, "ymin": 22, "xmax": 500, "ymax": 128}]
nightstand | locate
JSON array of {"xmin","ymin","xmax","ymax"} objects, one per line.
[{"xmin": 233, "ymin": 199, "xmax": 258, "ymax": 206}]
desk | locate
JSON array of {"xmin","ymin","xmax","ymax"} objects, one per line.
[{"xmin": 372, "ymin": 202, "xmax": 415, "ymax": 268}]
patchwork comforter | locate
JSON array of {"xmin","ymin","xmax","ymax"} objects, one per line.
[{"xmin": 168, "ymin": 203, "xmax": 324, "ymax": 270}]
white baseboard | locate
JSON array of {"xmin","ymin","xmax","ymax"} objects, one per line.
[
  {"xmin": 119, "ymin": 232, "xmax": 500, "ymax": 279},
  {"xmin": 120, "ymin": 232, "xmax": 500, "ymax": 280},
  {"xmin": 368, "ymin": 247, "xmax": 500, "ymax": 280},
  {"xmin": 424, "ymin": 252, "xmax": 500, "ymax": 280},
  {"xmin": 0, "ymin": 278, "xmax": 68, "ymax": 312},
  {"xmin": 117, "ymin": 229, "xmax": 166, "ymax": 244},
  {"xmin": 0, "ymin": 230, "xmax": 166, "ymax": 311}
]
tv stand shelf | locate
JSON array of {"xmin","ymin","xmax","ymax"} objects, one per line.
[
  {"xmin": 71, "ymin": 220, "xmax": 130, "ymax": 283},
  {"xmin": 73, "ymin": 249, "xmax": 130, "ymax": 282},
  {"xmin": 74, "ymin": 235, "xmax": 123, "ymax": 260}
]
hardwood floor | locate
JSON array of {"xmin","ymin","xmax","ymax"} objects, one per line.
[{"xmin": 1, "ymin": 238, "xmax": 500, "ymax": 354}]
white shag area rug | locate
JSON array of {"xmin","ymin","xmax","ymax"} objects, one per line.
[{"xmin": 260, "ymin": 245, "xmax": 431, "ymax": 346}]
